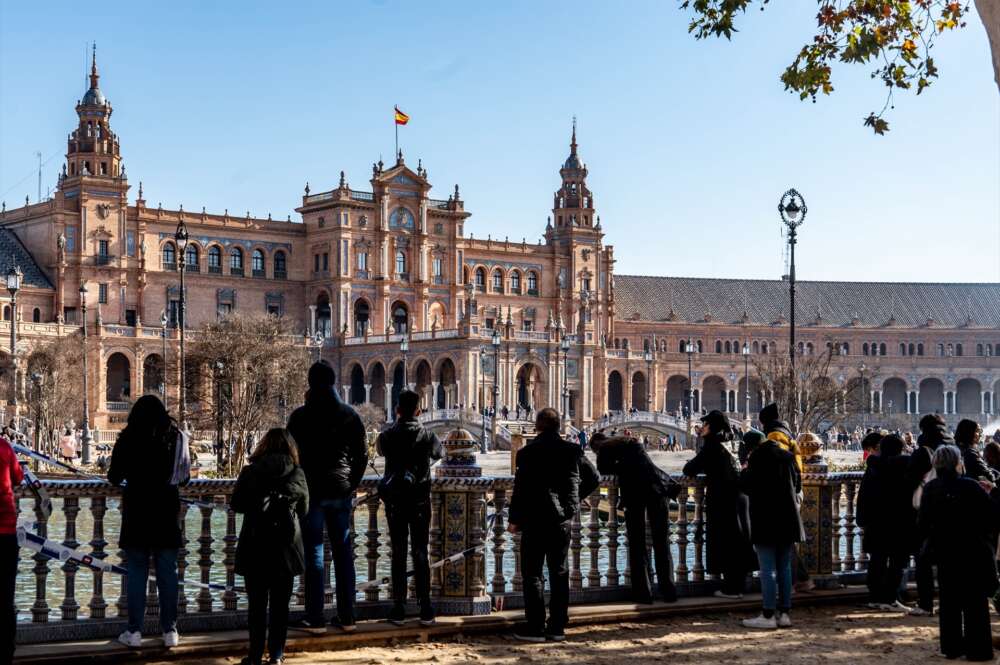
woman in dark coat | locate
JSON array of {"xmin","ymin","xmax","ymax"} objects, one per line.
[
  {"xmin": 107, "ymin": 395, "xmax": 186, "ymax": 649},
  {"xmin": 232, "ymin": 428, "xmax": 309, "ymax": 665},
  {"xmin": 955, "ymin": 419, "xmax": 998, "ymax": 484},
  {"xmin": 918, "ymin": 444, "xmax": 1000, "ymax": 661},
  {"xmin": 739, "ymin": 430, "xmax": 804, "ymax": 629},
  {"xmin": 682, "ymin": 410, "xmax": 754, "ymax": 598}
]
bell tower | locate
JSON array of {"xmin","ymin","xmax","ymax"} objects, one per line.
[
  {"xmin": 61, "ymin": 45, "xmax": 123, "ymax": 186},
  {"xmin": 546, "ymin": 118, "xmax": 600, "ymax": 242}
]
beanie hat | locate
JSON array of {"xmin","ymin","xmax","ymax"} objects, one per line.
[
  {"xmin": 759, "ymin": 403, "xmax": 779, "ymax": 427},
  {"xmin": 308, "ymin": 360, "xmax": 336, "ymax": 390},
  {"xmin": 700, "ymin": 410, "xmax": 731, "ymax": 436}
]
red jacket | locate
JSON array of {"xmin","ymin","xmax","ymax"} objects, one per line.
[{"xmin": 0, "ymin": 438, "xmax": 24, "ymax": 535}]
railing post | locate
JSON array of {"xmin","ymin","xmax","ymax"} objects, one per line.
[
  {"xmin": 88, "ymin": 495, "xmax": 108, "ymax": 619},
  {"xmin": 692, "ymin": 484, "xmax": 705, "ymax": 582},
  {"xmin": 364, "ymin": 494, "xmax": 381, "ymax": 602},
  {"xmin": 799, "ymin": 437, "xmax": 835, "ymax": 584},
  {"xmin": 31, "ymin": 490, "xmax": 50, "ymax": 622},
  {"xmin": 429, "ymin": 491, "xmax": 442, "ymax": 599},
  {"xmin": 60, "ymin": 496, "xmax": 81, "ymax": 620},
  {"xmin": 223, "ymin": 502, "xmax": 238, "ymax": 611},
  {"xmin": 177, "ymin": 502, "xmax": 189, "ymax": 615},
  {"xmin": 433, "ymin": 427, "xmax": 490, "ymax": 615},
  {"xmin": 196, "ymin": 499, "xmax": 214, "ymax": 612},
  {"xmin": 490, "ymin": 488, "xmax": 507, "ymax": 595},
  {"xmin": 605, "ymin": 483, "xmax": 620, "ymax": 587},
  {"xmin": 844, "ymin": 480, "xmax": 859, "ymax": 571},
  {"xmin": 587, "ymin": 485, "xmax": 602, "ymax": 588},
  {"xmin": 675, "ymin": 485, "xmax": 689, "ymax": 583}
]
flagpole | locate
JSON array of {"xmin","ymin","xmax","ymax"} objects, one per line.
[{"xmin": 395, "ymin": 106, "xmax": 399, "ymax": 157}]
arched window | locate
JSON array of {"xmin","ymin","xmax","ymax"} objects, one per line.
[
  {"xmin": 956, "ymin": 343, "xmax": 963, "ymax": 357},
  {"xmin": 208, "ymin": 246, "xmax": 222, "ymax": 273},
  {"xmin": 622, "ymin": 339, "xmax": 630, "ymax": 350},
  {"xmin": 32, "ymin": 307, "xmax": 40, "ymax": 323},
  {"xmin": 862, "ymin": 343, "xmax": 869, "ymax": 356},
  {"xmin": 510, "ymin": 270, "xmax": 521, "ymax": 293},
  {"xmin": 696, "ymin": 340, "xmax": 703, "ymax": 353},
  {"xmin": 715, "ymin": 340, "xmax": 722, "ymax": 354},
  {"xmin": 492, "ymin": 269, "xmax": 504, "ymax": 293},
  {"xmin": 752, "ymin": 341, "xmax": 760, "ymax": 354},
  {"xmin": 678, "ymin": 340, "xmax": 685, "ymax": 353},
  {"xmin": 900, "ymin": 343, "xmax": 907, "ymax": 356},
  {"xmin": 2, "ymin": 306, "xmax": 9, "ymax": 321},
  {"xmin": 978, "ymin": 343, "xmax": 985, "ymax": 356},
  {"xmin": 917, "ymin": 343, "xmax": 924, "ymax": 356},
  {"xmin": 354, "ymin": 299, "xmax": 370, "ymax": 337},
  {"xmin": 273, "ymin": 250, "xmax": 287, "ymax": 278},
  {"xmin": 252, "ymin": 248, "xmax": 266, "ymax": 277},
  {"xmin": 392, "ymin": 303, "xmax": 409, "ymax": 334},
  {"xmin": 230, "ymin": 247, "xmax": 244, "ymax": 275},
  {"xmin": 462, "ymin": 266, "xmax": 470, "ymax": 284},
  {"xmin": 474, "ymin": 268, "xmax": 486, "ymax": 290},
  {"xmin": 527, "ymin": 271, "xmax": 538, "ymax": 294},
  {"xmin": 724, "ymin": 341, "xmax": 732, "ymax": 354},
  {"xmin": 185, "ymin": 244, "xmax": 199, "ymax": 270},
  {"xmin": 162, "ymin": 242, "xmax": 176, "ymax": 269},
  {"xmin": 841, "ymin": 342, "xmax": 849, "ymax": 355},
  {"xmin": 395, "ymin": 251, "xmax": 406, "ymax": 276},
  {"xmin": 806, "ymin": 342, "xmax": 814, "ymax": 355},
  {"xmin": 879, "ymin": 343, "xmax": 887, "ymax": 356}
]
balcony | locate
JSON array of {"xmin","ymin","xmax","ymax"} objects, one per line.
[
  {"xmin": 396, "ymin": 273, "xmax": 409, "ymax": 282},
  {"xmin": 274, "ymin": 269, "xmax": 287, "ymax": 280},
  {"xmin": 208, "ymin": 265, "xmax": 222, "ymax": 275},
  {"xmin": 433, "ymin": 275, "xmax": 446, "ymax": 285},
  {"xmin": 185, "ymin": 263, "xmax": 200, "ymax": 273},
  {"xmin": 252, "ymin": 268, "xmax": 266, "ymax": 279},
  {"xmin": 527, "ymin": 289, "xmax": 539, "ymax": 296},
  {"xmin": 230, "ymin": 266, "xmax": 244, "ymax": 277},
  {"xmin": 162, "ymin": 262, "xmax": 176, "ymax": 272},
  {"xmin": 95, "ymin": 254, "xmax": 112, "ymax": 266},
  {"xmin": 355, "ymin": 270, "xmax": 370, "ymax": 280}
]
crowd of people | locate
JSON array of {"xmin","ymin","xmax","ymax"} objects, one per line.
[{"xmin": 3, "ymin": 360, "xmax": 1000, "ymax": 663}]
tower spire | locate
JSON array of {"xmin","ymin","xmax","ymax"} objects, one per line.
[
  {"xmin": 89, "ymin": 42, "xmax": 99, "ymax": 90},
  {"xmin": 570, "ymin": 116, "xmax": 577, "ymax": 155}
]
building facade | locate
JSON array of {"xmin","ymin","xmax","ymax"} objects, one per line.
[{"xmin": 2, "ymin": 56, "xmax": 999, "ymax": 434}]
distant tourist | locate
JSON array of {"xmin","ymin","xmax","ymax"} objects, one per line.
[
  {"xmin": 858, "ymin": 433, "xmax": 913, "ymax": 612},
  {"xmin": 108, "ymin": 395, "xmax": 189, "ymax": 649},
  {"xmin": 232, "ymin": 428, "xmax": 308, "ymax": 665},
  {"xmin": 592, "ymin": 433, "xmax": 680, "ymax": 604},
  {"xmin": 376, "ymin": 389, "xmax": 443, "ymax": 627},
  {"xmin": 955, "ymin": 419, "xmax": 998, "ymax": 484},
  {"xmin": 1, "ymin": 428, "xmax": 24, "ymax": 665},
  {"xmin": 286, "ymin": 360, "xmax": 367, "ymax": 633},
  {"xmin": 739, "ymin": 421, "xmax": 804, "ymax": 629},
  {"xmin": 983, "ymin": 441, "xmax": 1000, "ymax": 478},
  {"xmin": 508, "ymin": 407, "xmax": 598, "ymax": 642},
  {"xmin": 682, "ymin": 410, "xmax": 754, "ymax": 599},
  {"xmin": 59, "ymin": 427, "xmax": 77, "ymax": 463},
  {"xmin": 918, "ymin": 445, "xmax": 1000, "ymax": 661},
  {"xmin": 909, "ymin": 413, "xmax": 954, "ymax": 616}
]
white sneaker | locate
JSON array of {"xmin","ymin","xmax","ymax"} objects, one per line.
[
  {"xmin": 117, "ymin": 630, "xmax": 142, "ymax": 648},
  {"xmin": 881, "ymin": 601, "xmax": 910, "ymax": 613},
  {"xmin": 777, "ymin": 612, "xmax": 792, "ymax": 628},
  {"xmin": 742, "ymin": 614, "xmax": 778, "ymax": 629},
  {"xmin": 714, "ymin": 590, "xmax": 744, "ymax": 600},
  {"xmin": 163, "ymin": 630, "xmax": 179, "ymax": 648}
]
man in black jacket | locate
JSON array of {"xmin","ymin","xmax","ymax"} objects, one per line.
[
  {"xmin": 376, "ymin": 389, "xmax": 443, "ymax": 627},
  {"xmin": 508, "ymin": 408, "xmax": 599, "ymax": 642},
  {"xmin": 592, "ymin": 433, "xmax": 680, "ymax": 604},
  {"xmin": 286, "ymin": 360, "xmax": 367, "ymax": 633}
]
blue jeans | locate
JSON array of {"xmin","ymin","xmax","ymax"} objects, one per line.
[
  {"xmin": 125, "ymin": 547, "xmax": 178, "ymax": 633},
  {"xmin": 755, "ymin": 544, "xmax": 793, "ymax": 613},
  {"xmin": 302, "ymin": 497, "xmax": 355, "ymax": 624}
]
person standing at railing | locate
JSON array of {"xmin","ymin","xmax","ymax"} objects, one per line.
[
  {"xmin": 682, "ymin": 410, "xmax": 754, "ymax": 600},
  {"xmin": 286, "ymin": 360, "xmax": 367, "ymax": 634},
  {"xmin": 232, "ymin": 428, "xmax": 309, "ymax": 665},
  {"xmin": 508, "ymin": 407, "xmax": 599, "ymax": 643},
  {"xmin": 108, "ymin": 394, "xmax": 189, "ymax": 649},
  {"xmin": 1, "ymin": 430, "xmax": 24, "ymax": 665},
  {"xmin": 591, "ymin": 433, "xmax": 680, "ymax": 604},
  {"xmin": 376, "ymin": 389, "xmax": 443, "ymax": 627}
]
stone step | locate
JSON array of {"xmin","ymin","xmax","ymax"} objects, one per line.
[{"xmin": 13, "ymin": 586, "xmax": 870, "ymax": 664}]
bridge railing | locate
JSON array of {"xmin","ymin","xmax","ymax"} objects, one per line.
[
  {"xmin": 14, "ymin": 466, "xmax": 864, "ymax": 643},
  {"xmin": 586, "ymin": 411, "xmax": 689, "ymax": 435}
]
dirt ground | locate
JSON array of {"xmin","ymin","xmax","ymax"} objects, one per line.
[{"xmin": 154, "ymin": 603, "xmax": 989, "ymax": 665}]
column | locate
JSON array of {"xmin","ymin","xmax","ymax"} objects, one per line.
[
  {"xmin": 364, "ymin": 384, "xmax": 371, "ymax": 404},
  {"xmin": 915, "ymin": 389, "xmax": 920, "ymax": 413},
  {"xmin": 308, "ymin": 305, "xmax": 317, "ymax": 336},
  {"xmin": 455, "ymin": 379, "xmax": 462, "ymax": 409},
  {"xmin": 342, "ymin": 385, "xmax": 350, "ymax": 402},
  {"xmin": 905, "ymin": 390, "xmax": 911, "ymax": 414},
  {"xmin": 430, "ymin": 382, "xmax": 439, "ymax": 415},
  {"xmin": 385, "ymin": 384, "xmax": 393, "ymax": 414}
]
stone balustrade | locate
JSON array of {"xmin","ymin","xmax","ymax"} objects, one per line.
[{"xmin": 13, "ymin": 461, "xmax": 865, "ymax": 644}]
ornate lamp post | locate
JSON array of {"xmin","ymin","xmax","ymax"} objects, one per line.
[
  {"xmin": 79, "ymin": 284, "xmax": 92, "ymax": 465},
  {"xmin": 5, "ymin": 266, "xmax": 22, "ymax": 418},
  {"xmin": 160, "ymin": 309, "xmax": 168, "ymax": 408},
  {"xmin": 489, "ymin": 328, "xmax": 501, "ymax": 454},
  {"xmin": 859, "ymin": 363, "xmax": 868, "ymax": 430},
  {"xmin": 742, "ymin": 342, "xmax": 751, "ymax": 421},
  {"xmin": 400, "ymin": 334, "xmax": 409, "ymax": 388},
  {"xmin": 685, "ymin": 340, "xmax": 696, "ymax": 436},
  {"xmin": 215, "ymin": 360, "xmax": 225, "ymax": 470},
  {"xmin": 643, "ymin": 348, "xmax": 653, "ymax": 413},
  {"xmin": 175, "ymin": 218, "xmax": 189, "ymax": 426},
  {"xmin": 778, "ymin": 188, "xmax": 807, "ymax": 432},
  {"xmin": 312, "ymin": 331, "xmax": 324, "ymax": 363},
  {"xmin": 562, "ymin": 334, "xmax": 572, "ymax": 427}
]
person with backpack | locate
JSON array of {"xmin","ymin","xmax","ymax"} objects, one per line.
[
  {"xmin": 907, "ymin": 414, "xmax": 955, "ymax": 616},
  {"xmin": 376, "ymin": 389, "xmax": 443, "ymax": 626},
  {"xmin": 591, "ymin": 433, "xmax": 681, "ymax": 604},
  {"xmin": 286, "ymin": 360, "xmax": 367, "ymax": 633},
  {"xmin": 108, "ymin": 395, "xmax": 189, "ymax": 649},
  {"xmin": 682, "ymin": 410, "xmax": 754, "ymax": 599},
  {"xmin": 232, "ymin": 428, "xmax": 309, "ymax": 665},
  {"xmin": 1, "ymin": 430, "xmax": 23, "ymax": 665},
  {"xmin": 918, "ymin": 445, "xmax": 1000, "ymax": 660},
  {"xmin": 508, "ymin": 407, "xmax": 599, "ymax": 642}
]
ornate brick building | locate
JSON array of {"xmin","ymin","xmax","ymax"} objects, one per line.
[{"xmin": 2, "ymin": 56, "xmax": 999, "ymax": 434}]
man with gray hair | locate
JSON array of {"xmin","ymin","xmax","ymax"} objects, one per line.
[{"xmin": 917, "ymin": 444, "xmax": 1000, "ymax": 660}]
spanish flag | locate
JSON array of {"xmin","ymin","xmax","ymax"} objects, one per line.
[{"xmin": 394, "ymin": 106, "xmax": 409, "ymax": 126}]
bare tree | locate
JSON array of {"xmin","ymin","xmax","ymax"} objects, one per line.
[
  {"xmin": 752, "ymin": 345, "xmax": 874, "ymax": 434},
  {"xmin": 189, "ymin": 313, "xmax": 310, "ymax": 475},
  {"xmin": 25, "ymin": 333, "xmax": 85, "ymax": 452}
]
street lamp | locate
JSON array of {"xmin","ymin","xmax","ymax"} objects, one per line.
[
  {"xmin": 742, "ymin": 342, "xmax": 751, "ymax": 421},
  {"xmin": 215, "ymin": 360, "xmax": 225, "ymax": 470},
  {"xmin": 778, "ymin": 188, "xmax": 807, "ymax": 432},
  {"xmin": 685, "ymin": 340, "xmax": 696, "ymax": 433},
  {"xmin": 30, "ymin": 371, "xmax": 41, "ymax": 454},
  {"xmin": 400, "ymin": 334, "xmax": 409, "ymax": 388},
  {"xmin": 160, "ymin": 309, "xmax": 168, "ymax": 408},
  {"xmin": 312, "ymin": 331, "xmax": 324, "ymax": 363},
  {"xmin": 644, "ymin": 348, "xmax": 653, "ymax": 413},
  {"xmin": 489, "ymin": 328, "xmax": 501, "ymax": 454},
  {"xmin": 562, "ymin": 334, "xmax": 573, "ymax": 427},
  {"xmin": 859, "ymin": 363, "xmax": 868, "ymax": 430},
  {"xmin": 6, "ymin": 266, "xmax": 22, "ymax": 416},
  {"xmin": 175, "ymin": 218, "xmax": 189, "ymax": 427},
  {"xmin": 79, "ymin": 283, "xmax": 92, "ymax": 465}
]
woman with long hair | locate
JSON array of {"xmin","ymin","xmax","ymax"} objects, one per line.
[
  {"xmin": 232, "ymin": 428, "xmax": 308, "ymax": 665},
  {"xmin": 108, "ymin": 395, "xmax": 188, "ymax": 649},
  {"xmin": 1, "ymin": 428, "xmax": 23, "ymax": 665}
]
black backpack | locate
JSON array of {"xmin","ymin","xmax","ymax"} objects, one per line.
[{"xmin": 257, "ymin": 490, "xmax": 297, "ymax": 544}]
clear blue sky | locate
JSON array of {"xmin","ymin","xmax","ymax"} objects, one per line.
[{"xmin": 1, "ymin": 1, "xmax": 997, "ymax": 282}]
